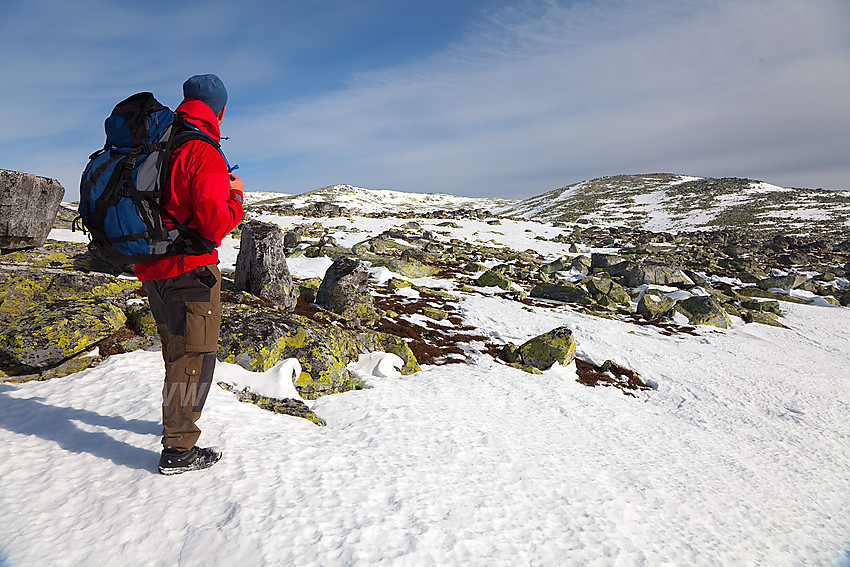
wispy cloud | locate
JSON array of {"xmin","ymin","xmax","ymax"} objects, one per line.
[
  {"xmin": 1, "ymin": 0, "xmax": 848, "ymax": 199},
  {"xmin": 227, "ymin": 0, "xmax": 850, "ymax": 197}
]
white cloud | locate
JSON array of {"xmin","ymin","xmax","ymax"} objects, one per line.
[
  {"xmin": 226, "ymin": 0, "xmax": 850, "ymax": 197},
  {"xmin": 3, "ymin": 0, "xmax": 849, "ymax": 199}
]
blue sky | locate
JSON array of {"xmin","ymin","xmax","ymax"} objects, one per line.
[{"xmin": 2, "ymin": 0, "xmax": 849, "ymax": 200}]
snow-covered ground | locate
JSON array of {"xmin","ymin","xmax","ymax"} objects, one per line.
[{"xmin": 4, "ymin": 215, "xmax": 849, "ymax": 566}]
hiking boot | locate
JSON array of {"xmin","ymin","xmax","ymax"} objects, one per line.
[{"xmin": 158, "ymin": 446, "xmax": 222, "ymax": 475}]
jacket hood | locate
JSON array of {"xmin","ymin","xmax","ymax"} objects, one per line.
[{"xmin": 175, "ymin": 98, "xmax": 221, "ymax": 142}]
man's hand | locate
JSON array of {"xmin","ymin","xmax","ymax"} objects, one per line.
[{"xmin": 229, "ymin": 173, "xmax": 244, "ymax": 203}]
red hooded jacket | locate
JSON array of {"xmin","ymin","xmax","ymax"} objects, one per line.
[{"xmin": 134, "ymin": 99, "xmax": 243, "ymax": 281}]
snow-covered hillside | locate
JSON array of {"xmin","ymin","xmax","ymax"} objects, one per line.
[
  {"xmin": 244, "ymin": 184, "xmax": 516, "ymax": 214},
  {"xmin": 3, "ymin": 212, "xmax": 850, "ymax": 566},
  {"xmin": 497, "ymin": 173, "xmax": 850, "ymax": 235}
]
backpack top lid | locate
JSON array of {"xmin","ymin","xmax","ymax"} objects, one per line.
[{"xmin": 104, "ymin": 92, "xmax": 174, "ymax": 149}]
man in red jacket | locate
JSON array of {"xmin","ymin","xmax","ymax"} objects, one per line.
[{"xmin": 135, "ymin": 74, "xmax": 244, "ymax": 475}]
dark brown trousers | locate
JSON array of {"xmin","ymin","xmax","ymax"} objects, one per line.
[{"xmin": 142, "ymin": 264, "xmax": 222, "ymax": 451}]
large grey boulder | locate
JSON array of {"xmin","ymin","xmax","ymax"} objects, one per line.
[
  {"xmin": 604, "ymin": 260, "xmax": 692, "ymax": 288},
  {"xmin": 235, "ymin": 220, "xmax": 297, "ymax": 309},
  {"xmin": 530, "ymin": 282, "xmax": 592, "ymax": 304},
  {"xmin": 0, "ymin": 169, "xmax": 65, "ymax": 250},
  {"xmin": 591, "ymin": 253, "xmax": 625, "ymax": 272},
  {"xmin": 316, "ymin": 256, "xmax": 378, "ymax": 324},
  {"xmin": 623, "ymin": 263, "xmax": 693, "ymax": 288}
]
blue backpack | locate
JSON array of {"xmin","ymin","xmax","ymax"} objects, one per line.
[{"xmin": 76, "ymin": 92, "xmax": 225, "ymax": 264}]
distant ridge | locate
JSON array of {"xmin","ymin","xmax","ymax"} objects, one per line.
[
  {"xmin": 497, "ymin": 173, "xmax": 850, "ymax": 236},
  {"xmin": 242, "ymin": 175, "xmax": 850, "ymax": 236},
  {"xmin": 244, "ymin": 184, "xmax": 516, "ymax": 214}
]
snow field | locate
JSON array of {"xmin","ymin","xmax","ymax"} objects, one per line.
[{"xmin": 6, "ymin": 214, "xmax": 847, "ymax": 565}]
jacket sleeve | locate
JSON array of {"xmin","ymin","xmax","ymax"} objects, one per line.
[{"xmin": 183, "ymin": 141, "xmax": 244, "ymax": 243}]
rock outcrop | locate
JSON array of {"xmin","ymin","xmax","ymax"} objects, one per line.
[
  {"xmin": 316, "ymin": 257, "xmax": 378, "ymax": 325},
  {"xmin": 502, "ymin": 326, "xmax": 577, "ymax": 372},
  {"xmin": 234, "ymin": 220, "xmax": 297, "ymax": 309},
  {"xmin": 0, "ymin": 169, "xmax": 64, "ymax": 250}
]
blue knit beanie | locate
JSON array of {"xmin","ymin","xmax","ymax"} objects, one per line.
[{"xmin": 182, "ymin": 74, "xmax": 228, "ymax": 114}]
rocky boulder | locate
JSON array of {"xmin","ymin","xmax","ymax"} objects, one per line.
[
  {"xmin": 503, "ymin": 326, "xmax": 577, "ymax": 371},
  {"xmin": 376, "ymin": 258, "xmax": 439, "ymax": 278},
  {"xmin": 235, "ymin": 220, "xmax": 297, "ymax": 309},
  {"xmin": 637, "ymin": 290, "xmax": 676, "ymax": 320},
  {"xmin": 0, "ymin": 298, "xmax": 126, "ymax": 373},
  {"xmin": 530, "ymin": 282, "xmax": 592, "ymax": 304},
  {"xmin": 584, "ymin": 276, "xmax": 631, "ymax": 306},
  {"xmin": 675, "ymin": 296, "xmax": 732, "ymax": 328},
  {"xmin": 757, "ymin": 274, "xmax": 807, "ymax": 292},
  {"xmin": 742, "ymin": 310, "xmax": 786, "ymax": 328},
  {"xmin": 316, "ymin": 256, "xmax": 378, "ymax": 324},
  {"xmin": 570, "ymin": 255, "xmax": 591, "ymax": 275},
  {"xmin": 476, "ymin": 268, "xmax": 512, "ymax": 290},
  {"xmin": 218, "ymin": 304, "xmax": 418, "ymax": 399},
  {"xmin": 604, "ymin": 260, "xmax": 691, "ymax": 288},
  {"xmin": 0, "ymin": 170, "xmax": 65, "ymax": 250},
  {"xmin": 283, "ymin": 231, "xmax": 301, "ymax": 249},
  {"xmin": 591, "ymin": 253, "xmax": 625, "ymax": 272}
]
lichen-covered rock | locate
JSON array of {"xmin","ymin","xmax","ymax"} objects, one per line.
[
  {"xmin": 757, "ymin": 274, "xmax": 807, "ymax": 291},
  {"xmin": 637, "ymin": 290, "xmax": 676, "ymax": 320},
  {"xmin": 297, "ymin": 277, "xmax": 323, "ymax": 304},
  {"xmin": 283, "ymin": 231, "xmax": 301, "ymax": 249},
  {"xmin": 740, "ymin": 299, "xmax": 780, "ymax": 314},
  {"xmin": 0, "ymin": 267, "xmax": 140, "ymax": 325},
  {"xmin": 585, "ymin": 276, "xmax": 631, "ymax": 306},
  {"xmin": 529, "ymin": 282, "xmax": 592, "ymax": 304},
  {"xmin": 124, "ymin": 302, "xmax": 159, "ymax": 338},
  {"xmin": 540, "ymin": 257, "xmax": 569, "ymax": 274},
  {"xmin": 742, "ymin": 310, "xmax": 787, "ymax": 328},
  {"xmin": 506, "ymin": 361, "xmax": 543, "ymax": 374},
  {"xmin": 422, "ymin": 307, "xmax": 447, "ymax": 320},
  {"xmin": 235, "ymin": 220, "xmax": 297, "ymax": 309},
  {"xmin": 591, "ymin": 253, "xmax": 625, "ymax": 272},
  {"xmin": 622, "ymin": 263, "xmax": 692, "ymax": 288},
  {"xmin": 377, "ymin": 258, "xmax": 439, "ymax": 278},
  {"xmin": 218, "ymin": 305, "xmax": 420, "ymax": 398},
  {"xmin": 316, "ymin": 256, "xmax": 378, "ymax": 324},
  {"xmin": 513, "ymin": 326, "xmax": 577, "ymax": 371},
  {"xmin": 476, "ymin": 268, "xmax": 512, "ymax": 290},
  {"xmin": 0, "ymin": 299, "xmax": 126, "ymax": 371},
  {"xmin": 218, "ymin": 307, "xmax": 361, "ymax": 399},
  {"xmin": 570, "ymin": 255, "xmax": 592, "ymax": 275},
  {"xmin": 0, "ymin": 169, "xmax": 65, "ymax": 250},
  {"xmin": 217, "ymin": 382, "xmax": 326, "ymax": 426},
  {"xmin": 354, "ymin": 332, "xmax": 420, "ymax": 376},
  {"xmin": 675, "ymin": 296, "xmax": 732, "ymax": 328},
  {"xmin": 737, "ymin": 286, "xmax": 810, "ymax": 304}
]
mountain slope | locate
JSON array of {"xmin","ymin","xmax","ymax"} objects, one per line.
[
  {"xmin": 497, "ymin": 174, "xmax": 850, "ymax": 235},
  {"xmin": 245, "ymin": 184, "xmax": 516, "ymax": 214}
]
